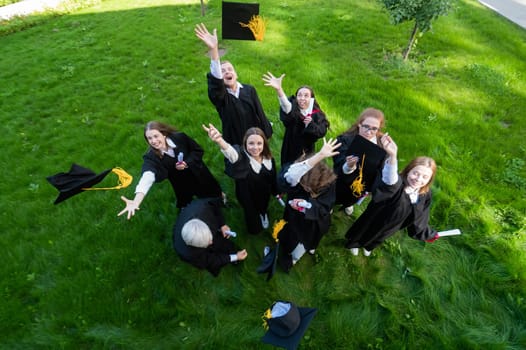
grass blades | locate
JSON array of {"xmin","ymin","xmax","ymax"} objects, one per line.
[{"xmin": 1, "ymin": 0, "xmax": 525, "ymax": 348}]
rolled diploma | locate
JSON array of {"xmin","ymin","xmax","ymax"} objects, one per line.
[{"xmin": 437, "ymin": 229, "xmax": 461, "ymax": 237}]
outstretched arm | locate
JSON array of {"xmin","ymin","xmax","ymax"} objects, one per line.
[{"xmin": 195, "ymin": 23, "xmax": 219, "ymax": 61}]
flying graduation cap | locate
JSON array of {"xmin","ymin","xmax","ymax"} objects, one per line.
[
  {"xmin": 222, "ymin": 1, "xmax": 266, "ymax": 41},
  {"xmin": 47, "ymin": 163, "xmax": 132, "ymax": 204},
  {"xmin": 346, "ymin": 135, "xmax": 387, "ymax": 197}
]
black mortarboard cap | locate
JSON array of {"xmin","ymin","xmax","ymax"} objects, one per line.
[
  {"xmin": 256, "ymin": 242, "xmax": 279, "ymax": 281},
  {"xmin": 261, "ymin": 301, "xmax": 318, "ymax": 350},
  {"xmin": 222, "ymin": 1, "xmax": 265, "ymax": 41},
  {"xmin": 47, "ymin": 164, "xmax": 113, "ymax": 204},
  {"xmin": 346, "ymin": 135, "xmax": 387, "ymax": 194}
]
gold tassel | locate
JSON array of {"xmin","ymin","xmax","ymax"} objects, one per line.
[
  {"xmin": 239, "ymin": 15, "xmax": 266, "ymax": 41},
  {"xmin": 261, "ymin": 308, "xmax": 272, "ymax": 330},
  {"xmin": 350, "ymin": 155, "xmax": 366, "ymax": 197},
  {"xmin": 272, "ymin": 219, "xmax": 286, "ymax": 242},
  {"xmin": 83, "ymin": 167, "xmax": 133, "ymax": 191}
]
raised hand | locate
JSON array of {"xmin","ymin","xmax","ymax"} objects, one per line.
[
  {"xmin": 319, "ymin": 138, "xmax": 341, "ymax": 158},
  {"xmin": 262, "ymin": 71, "xmax": 285, "ymax": 92},
  {"xmin": 380, "ymin": 133, "xmax": 397, "ymax": 158},
  {"xmin": 195, "ymin": 23, "xmax": 218, "ymax": 51},
  {"xmin": 202, "ymin": 123, "xmax": 223, "ymax": 143}
]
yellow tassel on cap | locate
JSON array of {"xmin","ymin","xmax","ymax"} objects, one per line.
[
  {"xmin": 239, "ymin": 15, "xmax": 266, "ymax": 41},
  {"xmin": 271, "ymin": 219, "xmax": 286, "ymax": 242},
  {"xmin": 83, "ymin": 167, "xmax": 133, "ymax": 191},
  {"xmin": 261, "ymin": 308, "xmax": 272, "ymax": 330},
  {"xmin": 350, "ymin": 155, "xmax": 366, "ymax": 197}
]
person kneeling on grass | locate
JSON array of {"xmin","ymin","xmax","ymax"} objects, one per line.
[
  {"xmin": 344, "ymin": 134, "xmax": 440, "ymax": 257},
  {"xmin": 173, "ymin": 197, "xmax": 247, "ymax": 276}
]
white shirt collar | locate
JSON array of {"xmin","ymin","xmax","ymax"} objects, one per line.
[
  {"xmin": 227, "ymin": 82, "xmax": 243, "ymax": 98},
  {"xmin": 404, "ymin": 186, "xmax": 419, "ymax": 204},
  {"xmin": 161, "ymin": 138, "xmax": 176, "ymax": 157},
  {"xmin": 244, "ymin": 150, "xmax": 272, "ymax": 173}
]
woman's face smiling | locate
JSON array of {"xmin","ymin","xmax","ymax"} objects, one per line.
[
  {"xmin": 296, "ymin": 88, "xmax": 312, "ymax": 110},
  {"xmin": 358, "ymin": 116, "xmax": 381, "ymax": 140},
  {"xmin": 145, "ymin": 129, "xmax": 167, "ymax": 151},
  {"xmin": 245, "ymin": 134, "xmax": 264, "ymax": 159},
  {"xmin": 406, "ymin": 165, "xmax": 433, "ymax": 190}
]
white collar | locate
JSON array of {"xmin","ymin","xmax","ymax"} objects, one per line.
[
  {"xmin": 227, "ymin": 82, "xmax": 243, "ymax": 96},
  {"xmin": 245, "ymin": 150, "xmax": 272, "ymax": 173},
  {"xmin": 161, "ymin": 137, "xmax": 176, "ymax": 157},
  {"xmin": 404, "ymin": 186, "xmax": 419, "ymax": 204}
]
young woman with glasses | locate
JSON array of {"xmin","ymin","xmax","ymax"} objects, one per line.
[{"xmin": 332, "ymin": 108, "xmax": 388, "ymax": 216}]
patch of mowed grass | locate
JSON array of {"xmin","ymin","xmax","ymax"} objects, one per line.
[{"xmin": 1, "ymin": 0, "xmax": 526, "ymax": 348}]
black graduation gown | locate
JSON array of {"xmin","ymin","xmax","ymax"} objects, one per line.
[
  {"xmin": 276, "ymin": 164, "xmax": 336, "ymax": 271},
  {"xmin": 333, "ymin": 133, "xmax": 385, "ymax": 207},
  {"xmin": 173, "ymin": 198, "xmax": 237, "ymax": 277},
  {"xmin": 207, "ymin": 74, "xmax": 273, "ymax": 145},
  {"xmin": 141, "ymin": 132, "xmax": 222, "ymax": 208},
  {"xmin": 224, "ymin": 146, "xmax": 277, "ymax": 234},
  {"xmin": 344, "ymin": 177, "xmax": 437, "ymax": 251},
  {"xmin": 280, "ymin": 97, "xmax": 329, "ymax": 166}
]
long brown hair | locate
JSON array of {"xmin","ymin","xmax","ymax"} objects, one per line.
[
  {"xmin": 144, "ymin": 121, "xmax": 178, "ymax": 157},
  {"xmin": 400, "ymin": 157, "xmax": 437, "ymax": 194},
  {"xmin": 344, "ymin": 107, "xmax": 385, "ymax": 139},
  {"xmin": 242, "ymin": 127, "xmax": 272, "ymax": 159},
  {"xmin": 296, "ymin": 154, "xmax": 337, "ymax": 198}
]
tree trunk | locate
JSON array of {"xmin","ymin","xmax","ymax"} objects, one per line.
[
  {"xmin": 200, "ymin": 0, "xmax": 205, "ymax": 16},
  {"xmin": 403, "ymin": 22, "xmax": 419, "ymax": 61}
]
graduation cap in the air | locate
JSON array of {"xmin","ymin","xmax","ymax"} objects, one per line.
[
  {"xmin": 257, "ymin": 219, "xmax": 286, "ymax": 281},
  {"xmin": 47, "ymin": 163, "xmax": 132, "ymax": 204},
  {"xmin": 261, "ymin": 301, "xmax": 318, "ymax": 350},
  {"xmin": 222, "ymin": 1, "xmax": 266, "ymax": 41},
  {"xmin": 346, "ymin": 135, "xmax": 387, "ymax": 197}
]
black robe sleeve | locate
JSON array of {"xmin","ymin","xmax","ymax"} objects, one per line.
[
  {"xmin": 303, "ymin": 182, "xmax": 336, "ymax": 234},
  {"xmin": 141, "ymin": 151, "xmax": 167, "ymax": 183},
  {"xmin": 170, "ymin": 132, "xmax": 205, "ymax": 171},
  {"xmin": 303, "ymin": 110, "xmax": 329, "ymax": 143},
  {"xmin": 223, "ymin": 145, "xmax": 251, "ymax": 180},
  {"xmin": 244, "ymin": 84, "xmax": 273, "ymax": 139},
  {"xmin": 406, "ymin": 192, "xmax": 437, "ymax": 241}
]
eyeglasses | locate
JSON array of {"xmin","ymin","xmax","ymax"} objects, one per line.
[{"xmin": 360, "ymin": 124, "xmax": 379, "ymax": 132}]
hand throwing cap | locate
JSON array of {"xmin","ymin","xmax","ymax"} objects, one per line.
[
  {"xmin": 222, "ymin": 1, "xmax": 266, "ymax": 41},
  {"xmin": 47, "ymin": 164, "xmax": 132, "ymax": 204},
  {"xmin": 261, "ymin": 301, "xmax": 317, "ymax": 350}
]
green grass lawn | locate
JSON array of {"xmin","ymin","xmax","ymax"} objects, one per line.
[{"xmin": 1, "ymin": 0, "xmax": 525, "ymax": 348}]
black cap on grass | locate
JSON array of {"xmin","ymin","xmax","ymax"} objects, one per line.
[
  {"xmin": 222, "ymin": 1, "xmax": 266, "ymax": 41},
  {"xmin": 261, "ymin": 301, "xmax": 318, "ymax": 350}
]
